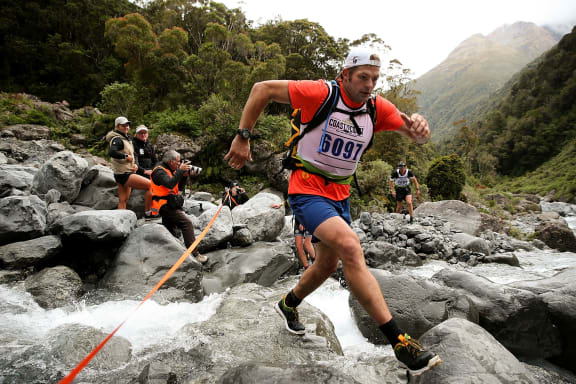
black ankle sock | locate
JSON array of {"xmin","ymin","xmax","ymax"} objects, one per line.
[
  {"xmin": 284, "ymin": 290, "xmax": 302, "ymax": 308},
  {"xmin": 379, "ymin": 318, "xmax": 404, "ymax": 345}
]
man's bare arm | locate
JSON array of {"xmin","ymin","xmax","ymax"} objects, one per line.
[{"xmin": 225, "ymin": 81, "xmax": 290, "ymax": 169}]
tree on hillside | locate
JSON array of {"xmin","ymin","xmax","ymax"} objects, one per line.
[
  {"xmin": 474, "ymin": 26, "xmax": 576, "ymax": 177},
  {"xmin": 105, "ymin": 13, "xmax": 191, "ymax": 109},
  {"xmin": 0, "ymin": 0, "xmax": 135, "ymax": 106},
  {"xmin": 251, "ymin": 19, "xmax": 343, "ymax": 80}
]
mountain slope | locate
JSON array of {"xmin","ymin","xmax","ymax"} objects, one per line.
[
  {"xmin": 414, "ymin": 22, "xmax": 559, "ymax": 142},
  {"xmin": 473, "ymin": 25, "xmax": 576, "ymax": 178}
]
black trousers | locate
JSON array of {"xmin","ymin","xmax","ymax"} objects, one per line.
[{"xmin": 159, "ymin": 205, "xmax": 199, "ymax": 255}]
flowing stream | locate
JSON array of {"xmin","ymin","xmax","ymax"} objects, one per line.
[{"xmin": 1, "ymin": 205, "xmax": 575, "ymax": 372}]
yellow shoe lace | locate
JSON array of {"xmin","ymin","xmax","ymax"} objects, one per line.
[{"xmin": 397, "ymin": 334, "xmax": 424, "ymax": 352}]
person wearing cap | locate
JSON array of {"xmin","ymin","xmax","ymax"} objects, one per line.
[
  {"xmin": 224, "ymin": 47, "xmax": 440, "ymax": 375},
  {"xmin": 105, "ymin": 116, "xmax": 153, "ymax": 214},
  {"xmin": 132, "ymin": 125, "xmax": 158, "ymax": 177},
  {"xmin": 389, "ymin": 161, "xmax": 421, "ymax": 223},
  {"xmin": 222, "ymin": 180, "xmax": 249, "ymax": 210}
]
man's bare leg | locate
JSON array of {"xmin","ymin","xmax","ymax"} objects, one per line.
[
  {"xmin": 293, "ymin": 216, "xmax": 392, "ymax": 324},
  {"xmin": 406, "ymin": 194, "xmax": 414, "ymax": 217}
]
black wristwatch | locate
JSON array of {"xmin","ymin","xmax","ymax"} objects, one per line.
[{"xmin": 237, "ymin": 128, "xmax": 251, "ymax": 140}]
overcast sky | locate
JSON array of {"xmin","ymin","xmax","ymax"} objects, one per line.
[{"xmin": 219, "ymin": 0, "xmax": 576, "ymax": 78}]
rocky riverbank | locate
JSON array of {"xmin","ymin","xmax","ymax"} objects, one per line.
[{"xmin": 1, "ymin": 133, "xmax": 576, "ymax": 383}]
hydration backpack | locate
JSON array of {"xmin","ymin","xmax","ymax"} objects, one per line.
[{"xmin": 281, "ymin": 80, "xmax": 377, "ymax": 190}]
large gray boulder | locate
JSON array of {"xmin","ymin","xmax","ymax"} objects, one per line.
[
  {"xmin": 45, "ymin": 201, "xmax": 93, "ymax": 233},
  {"xmin": 534, "ymin": 221, "xmax": 576, "ymax": 252},
  {"xmin": 32, "ymin": 151, "xmax": 89, "ymax": 202},
  {"xmin": 0, "ymin": 235, "xmax": 62, "ymax": 269},
  {"xmin": 0, "ymin": 164, "xmax": 36, "ymax": 197},
  {"xmin": 99, "ymin": 224, "xmax": 204, "ymax": 302},
  {"xmin": 411, "ymin": 318, "xmax": 537, "ymax": 384},
  {"xmin": 0, "ymin": 195, "xmax": 47, "ymax": 245},
  {"xmin": 231, "ymin": 192, "xmax": 284, "ymax": 241},
  {"xmin": 180, "ymin": 279, "xmax": 345, "ymax": 382},
  {"xmin": 350, "ymin": 271, "xmax": 478, "ymax": 345},
  {"xmin": 24, "ymin": 266, "xmax": 83, "ymax": 309},
  {"xmin": 1, "ymin": 124, "xmax": 51, "ymax": 140},
  {"xmin": 73, "ymin": 164, "xmax": 118, "ymax": 210},
  {"xmin": 219, "ymin": 363, "xmax": 362, "ymax": 384},
  {"xmin": 363, "ymin": 240, "xmax": 423, "ymax": 267},
  {"xmin": 196, "ymin": 205, "xmax": 234, "ymax": 252},
  {"xmin": 54, "ymin": 210, "xmax": 136, "ymax": 243},
  {"xmin": 432, "ymin": 269, "xmax": 560, "ymax": 358},
  {"xmin": 72, "ymin": 164, "xmax": 149, "ymax": 217},
  {"xmin": 415, "ymin": 200, "xmax": 481, "ymax": 235},
  {"xmin": 511, "ymin": 268, "xmax": 576, "ymax": 371},
  {"xmin": 48, "ymin": 324, "xmax": 132, "ymax": 371},
  {"xmin": 452, "ymin": 232, "xmax": 491, "ymax": 255},
  {"xmin": 201, "ymin": 242, "xmax": 296, "ymax": 294}
]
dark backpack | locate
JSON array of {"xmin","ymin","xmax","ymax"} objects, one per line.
[{"xmin": 281, "ymin": 80, "xmax": 377, "ymax": 193}]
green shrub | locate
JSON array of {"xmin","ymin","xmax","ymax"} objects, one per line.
[
  {"xmin": 356, "ymin": 159, "xmax": 393, "ymax": 193},
  {"xmin": 26, "ymin": 107, "xmax": 55, "ymax": 126},
  {"xmin": 199, "ymin": 94, "xmax": 238, "ymax": 139},
  {"xmin": 426, "ymin": 154, "xmax": 466, "ymax": 201},
  {"xmin": 255, "ymin": 114, "xmax": 290, "ymax": 151},
  {"xmin": 149, "ymin": 106, "xmax": 202, "ymax": 137},
  {"xmin": 99, "ymin": 82, "xmax": 149, "ymax": 119}
]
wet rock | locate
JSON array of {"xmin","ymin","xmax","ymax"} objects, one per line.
[
  {"xmin": 24, "ymin": 265, "xmax": 83, "ymax": 309},
  {"xmin": 412, "ymin": 318, "xmax": 537, "ymax": 384}
]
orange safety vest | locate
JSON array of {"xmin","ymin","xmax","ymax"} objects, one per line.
[{"xmin": 150, "ymin": 165, "xmax": 179, "ymax": 216}]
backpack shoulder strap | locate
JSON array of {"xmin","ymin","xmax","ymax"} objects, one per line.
[
  {"xmin": 367, "ymin": 95, "xmax": 377, "ymax": 124},
  {"xmin": 302, "ymin": 80, "xmax": 340, "ymax": 132}
]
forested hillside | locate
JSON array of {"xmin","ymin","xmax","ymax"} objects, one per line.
[
  {"xmin": 474, "ymin": 26, "xmax": 576, "ymax": 176},
  {"xmin": 414, "ymin": 22, "xmax": 559, "ymax": 142},
  {"xmin": 0, "ymin": 0, "xmax": 137, "ymax": 107},
  {"xmin": 442, "ymin": 26, "xmax": 576, "ymax": 201},
  {"xmin": 0, "ymin": 0, "xmax": 431, "ymax": 211}
]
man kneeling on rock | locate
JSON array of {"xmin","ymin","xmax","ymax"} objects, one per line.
[{"xmin": 150, "ymin": 150, "xmax": 207, "ymax": 264}]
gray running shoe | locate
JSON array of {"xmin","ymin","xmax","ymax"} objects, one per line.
[{"xmin": 274, "ymin": 295, "xmax": 305, "ymax": 335}]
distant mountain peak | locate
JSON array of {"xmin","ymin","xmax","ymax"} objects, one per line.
[
  {"xmin": 487, "ymin": 21, "xmax": 558, "ymax": 59},
  {"xmin": 413, "ymin": 21, "xmax": 561, "ymax": 142}
]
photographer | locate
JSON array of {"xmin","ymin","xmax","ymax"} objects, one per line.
[
  {"xmin": 222, "ymin": 180, "xmax": 249, "ymax": 210},
  {"xmin": 150, "ymin": 150, "xmax": 207, "ymax": 264}
]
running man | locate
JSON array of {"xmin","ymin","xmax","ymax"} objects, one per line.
[
  {"xmin": 389, "ymin": 161, "xmax": 421, "ymax": 223},
  {"xmin": 225, "ymin": 47, "xmax": 440, "ymax": 375}
]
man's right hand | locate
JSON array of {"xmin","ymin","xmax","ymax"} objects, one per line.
[{"xmin": 224, "ymin": 134, "xmax": 252, "ymax": 169}]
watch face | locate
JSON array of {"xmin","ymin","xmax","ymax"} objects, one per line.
[{"xmin": 239, "ymin": 129, "xmax": 250, "ymax": 139}]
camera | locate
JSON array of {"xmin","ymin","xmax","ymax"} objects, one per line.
[{"xmin": 190, "ymin": 165, "xmax": 202, "ymax": 174}]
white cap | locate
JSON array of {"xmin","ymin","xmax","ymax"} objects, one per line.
[
  {"xmin": 343, "ymin": 47, "xmax": 381, "ymax": 69},
  {"xmin": 135, "ymin": 125, "xmax": 148, "ymax": 133},
  {"xmin": 115, "ymin": 116, "xmax": 131, "ymax": 127}
]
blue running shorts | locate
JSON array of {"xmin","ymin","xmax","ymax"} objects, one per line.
[{"xmin": 288, "ymin": 194, "xmax": 351, "ymax": 242}]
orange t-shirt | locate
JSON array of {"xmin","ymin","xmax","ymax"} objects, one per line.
[{"xmin": 287, "ymin": 79, "xmax": 404, "ymax": 200}]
